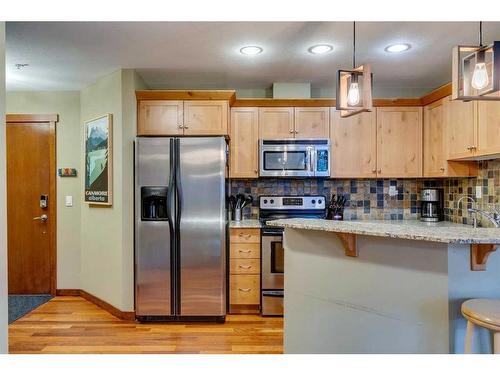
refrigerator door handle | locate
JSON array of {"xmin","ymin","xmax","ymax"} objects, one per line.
[
  {"xmin": 167, "ymin": 139, "xmax": 176, "ymax": 234},
  {"xmin": 175, "ymin": 139, "xmax": 183, "ymax": 229}
]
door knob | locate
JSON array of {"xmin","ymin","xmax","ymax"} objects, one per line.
[{"xmin": 33, "ymin": 214, "xmax": 48, "ymax": 222}]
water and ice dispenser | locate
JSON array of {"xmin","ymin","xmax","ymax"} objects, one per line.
[{"xmin": 141, "ymin": 187, "xmax": 168, "ymax": 221}]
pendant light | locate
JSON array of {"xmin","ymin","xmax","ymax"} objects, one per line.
[
  {"xmin": 452, "ymin": 21, "xmax": 500, "ymax": 101},
  {"xmin": 336, "ymin": 21, "xmax": 373, "ymax": 118}
]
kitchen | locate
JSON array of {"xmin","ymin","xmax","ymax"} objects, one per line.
[{"xmin": 1, "ymin": 18, "xmax": 500, "ymax": 365}]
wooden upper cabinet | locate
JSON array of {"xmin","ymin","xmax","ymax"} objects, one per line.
[
  {"xmin": 138, "ymin": 100, "xmax": 183, "ymax": 135},
  {"xmin": 330, "ymin": 108, "xmax": 377, "ymax": 178},
  {"xmin": 476, "ymin": 100, "xmax": 500, "ymax": 158},
  {"xmin": 183, "ymin": 100, "xmax": 228, "ymax": 135},
  {"xmin": 376, "ymin": 107, "xmax": 423, "ymax": 178},
  {"xmin": 424, "ymin": 97, "xmax": 477, "ymax": 177},
  {"xmin": 230, "ymin": 108, "xmax": 259, "ymax": 178},
  {"xmin": 294, "ymin": 107, "xmax": 330, "ymax": 138},
  {"xmin": 258, "ymin": 107, "xmax": 294, "ymax": 139},
  {"xmin": 447, "ymin": 98, "xmax": 476, "ymax": 159},
  {"xmin": 423, "ymin": 99, "xmax": 446, "ymax": 176}
]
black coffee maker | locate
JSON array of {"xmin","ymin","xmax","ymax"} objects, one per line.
[{"xmin": 420, "ymin": 188, "xmax": 444, "ymax": 222}]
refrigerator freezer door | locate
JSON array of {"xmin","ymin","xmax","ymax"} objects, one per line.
[
  {"xmin": 178, "ymin": 137, "xmax": 226, "ymax": 316},
  {"xmin": 135, "ymin": 137, "xmax": 173, "ymax": 316}
]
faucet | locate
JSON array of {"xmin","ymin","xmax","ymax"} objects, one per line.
[
  {"xmin": 457, "ymin": 196, "xmax": 478, "ymax": 228},
  {"xmin": 467, "ymin": 206, "xmax": 500, "ymax": 228}
]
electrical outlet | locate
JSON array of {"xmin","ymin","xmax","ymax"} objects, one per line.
[
  {"xmin": 475, "ymin": 186, "xmax": 482, "ymax": 199},
  {"xmin": 389, "ymin": 186, "xmax": 398, "ymax": 197}
]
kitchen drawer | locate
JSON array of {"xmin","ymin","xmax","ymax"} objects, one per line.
[
  {"xmin": 230, "ymin": 275, "xmax": 260, "ymax": 305},
  {"xmin": 230, "ymin": 243, "xmax": 260, "ymax": 259},
  {"xmin": 230, "ymin": 228, "xmax": 260, "ymax": 244},
  {"xmin": 230, "ymin": 258, "xmax": 260, "ymax": 275}
]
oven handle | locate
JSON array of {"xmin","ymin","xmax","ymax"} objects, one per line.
[
  {"xmin": 307, "ymin": 146, "xmax": 314, "ymax": 176},
  {"xmin": 261, "ymin": 229, "xmax": 283, "ymax": 236}
]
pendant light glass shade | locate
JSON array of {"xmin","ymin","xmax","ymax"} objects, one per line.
[
  {"xmin": 452, "ymin": 41, "xmax": 500, "ymax": 100},
  {"xmin": 336, "ymin": 64, "xmax": 373, "ymax": 118}
]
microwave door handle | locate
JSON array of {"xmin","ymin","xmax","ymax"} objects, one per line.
[{"xmin": 308, "ymin": 147, "xmax": 314, "ymax": 176}]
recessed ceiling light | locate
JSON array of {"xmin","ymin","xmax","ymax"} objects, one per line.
[
  {"xmin": 308, "ymin": 44, "xmax": 333, "ymax": 55},
  {"xmin": 384, "ymin": 43, "xmax": 411, "ymax": 53},
  {"xmin": 240, "ymin": 46, "xmax": 263, "ymax": 55}
]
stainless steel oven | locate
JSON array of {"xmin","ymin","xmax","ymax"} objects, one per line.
[
  {"xmin": 259, "ymin": 195, "xmax": 326, "ymax": 316},
  {"xmin": 259, "ymin": 139, "xmax": 330, "ymax": 177}
]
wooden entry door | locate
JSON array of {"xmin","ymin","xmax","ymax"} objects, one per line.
[{"xmin": 6, "ymin": 114, "xmax": 57, "ymax": 295}]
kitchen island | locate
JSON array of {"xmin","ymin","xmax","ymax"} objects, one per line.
[{"xmin": 267, "ymin": 219, "xmax": 500, "ymax": 354}]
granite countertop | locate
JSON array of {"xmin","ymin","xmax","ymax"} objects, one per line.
[
  {"xmin": 229, "ymin": 219, "xmax": 262, "ymax": 229},
  {"xmin": 267, "ymin": 219, "xmax": 500, "ymax": 244}
]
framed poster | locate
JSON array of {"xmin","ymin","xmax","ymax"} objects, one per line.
[{"xmin": 84, "ymin": 114, "xmax": 113, "ymax": 206}]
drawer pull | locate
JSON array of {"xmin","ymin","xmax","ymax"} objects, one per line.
[
  {"xmin": 238, "ymin": 265, "xmax": 252, "ymax": 269},
  {"xmin": 238, "ymin": 233, "xmax": 252, "ymax": 239},
  {"xmin": 238, "ymin": 288, "xmax": 251, "ymax": 292},
  {"xmin": 238, "ymin": 249, "xmax": 251, "ymax": 253}
]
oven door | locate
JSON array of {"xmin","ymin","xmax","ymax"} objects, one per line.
[
  {"xmin": 259, "ymin": 144, "xmax": 313, "ymax": 177},
  {"xmin": 261, "ymin": 229, "xmax": 284, "ymax": 290}
]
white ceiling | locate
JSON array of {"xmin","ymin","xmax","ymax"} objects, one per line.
[{"xmin": 6, "ymin": 21, "xmax": 500, "ymax": 97}]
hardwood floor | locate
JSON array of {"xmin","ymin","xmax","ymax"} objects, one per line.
[{"xmin": 8, "ymin": 296, "xmax": 283, "ymax": 354}]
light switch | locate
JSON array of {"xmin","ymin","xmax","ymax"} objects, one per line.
[
  {"xmin": 475, "ymin": 186, "xmax": 482, "ymax": 199},
  {"xmin": 65, "ymin": 195, "xmax": 73, "ymax": 207}
]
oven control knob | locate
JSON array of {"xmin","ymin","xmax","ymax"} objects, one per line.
[
  {"xmin": 312, "ymin": 199, "xmax": 316, "ymax": 204},
  {"xmin": 270, "ymin": 199, "xmax": 274, "ymax": 204},
  {"xmin": 318, "ymin": 199, "xmax": 322, "ymax": 204},
  {"xmin": 263, "ymin": 199, "xmax": 268, "ymax": 204}
]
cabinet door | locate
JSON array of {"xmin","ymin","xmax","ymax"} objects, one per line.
[
  {"xmin": 230, "ymin": 108, "xmax": 259, "ymax": 178},
  {"xmin": 137, "ymin": 100, "xmax": 183, "ymax": 135},
  {"xmin": 183, "ymin": 100, "xmax": 228, "ymax": 135},
  {"xmin": 294, "ymin": 107, "xmax": 330, "ymax": 138},
  {"xmin": 423, "ymin": 100, "xmax": 446, "ymax": 177},
  {"xmin": 476, "ymin": 100, "xmax": 500, "ymax": 157},
  {"xmin": 330, "ymin": 108, "xmax": 377, "ymax": 178},
  {"xmin": 376, "ymin": 107, "xmax": 423, "ymax": 178},
  {"xmin": 258, "ymin": 107, "xmax": 294, "ymax": 139},
  {"xmin": 447, "ymin": 99, "xmax": 476, "ymax": 159}
]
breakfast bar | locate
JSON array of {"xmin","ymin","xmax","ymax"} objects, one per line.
[{"xmin": 267, "ymin": 219, "xmax": 500, "ymax": 354}]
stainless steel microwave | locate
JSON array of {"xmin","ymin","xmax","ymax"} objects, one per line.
[{"xmin": 259, "ymin": 139, "xmax": 330, "ymax": 177}]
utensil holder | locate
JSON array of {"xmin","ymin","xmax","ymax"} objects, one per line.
[{"xmin": 233, "ymin": 208, "xmax": 242, "ymax": 221}]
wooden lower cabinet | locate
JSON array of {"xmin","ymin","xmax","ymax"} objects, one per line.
[
  {"xmin": 230, "ymin": 275, "xmax": 260, "ymax": 305},
  {"xmin": 229, "ymin": 228, "xmax": 261, "ymax": 314}
]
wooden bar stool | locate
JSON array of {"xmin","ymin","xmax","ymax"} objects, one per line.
[{"xmin": 461, "ymin": 299, "xmax": 500, "ymax": 354}]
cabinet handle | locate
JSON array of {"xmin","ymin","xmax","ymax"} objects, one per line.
[
  {"xmin": 184, "ymin": 125, "xmax": 189, "ymax": 129},
  {"xmin": 238, "ymin": 288, "xmax": 251, "ymax": 292},
  {"xmin": 238, "ymin": 249, "xmax": 251, "ymax": 253},
  {"xmin": 238, "ymin": 233, "xmax": 251, "ymax": 239},
  {"xmin": 178, "ymin": 124, "xmax": 184, "ymax": 129},
  {"xmin": 372, "ymin": 169, "xmax": 377, "ymax": 173},
  {"xmin": 294, "ymin": 130, "xmax": 298, "ymax": 134},
  {"xmin": 440, "ymin": 167, "xmax": 445, "ymax": 171},
  {"xmin": 254, "ymin": 169, "xmax": 258, "ymax": 174},
  {"xmin": 238, "ymin": 265, "xmax": 252, "ymax": 269},
  {"xmin": 378, "ymin": 169, "xmax": 382, "ymax": 173},
  {"xmin": 289, "ymin": 129, "xmax": 294, "ymax": 134}
]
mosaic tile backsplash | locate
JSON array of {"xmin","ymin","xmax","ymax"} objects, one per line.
[{"xmin": 230, "ymin": 160, "xmax": 500, "ymax": 228}]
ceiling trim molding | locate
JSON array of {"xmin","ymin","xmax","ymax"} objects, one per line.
[
  {"xmin": 136, "ymin": 90, "xmax": 236, "ymax": 104},
  {"xmin": 420, "ymin": 83, "xmax": 452, "ymax": 106},
  {"xmin": 6, "ymin": 114, "xmax": 59, "ymax": 123}
]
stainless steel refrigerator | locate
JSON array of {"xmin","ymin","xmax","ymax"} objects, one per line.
[{"xmin": 135, "ymin": 137, "xmax": 227, "ymax": 322}]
